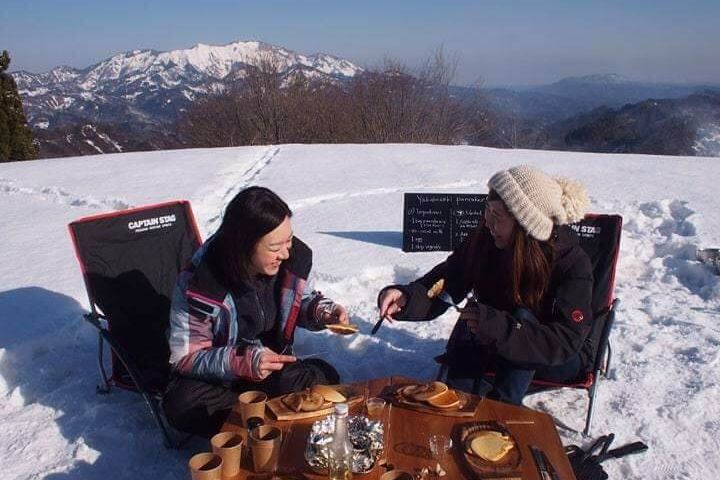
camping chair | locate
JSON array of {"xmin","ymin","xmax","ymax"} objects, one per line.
[
  {"xmin": 68, "ymin": 200, "xmax": 202, "ymax": 447},
  {"xmin": 437, "ymin": 213, "xmax": 623, "ymax": 437}
]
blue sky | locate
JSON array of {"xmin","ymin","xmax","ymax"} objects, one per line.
[{"xmin": 2, "ymin": 0, "xmax": 719, "ymax": 85}]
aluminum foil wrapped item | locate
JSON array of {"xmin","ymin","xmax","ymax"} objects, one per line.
[{"xmin": 305, "ymin": 414, "xmax": 384, "ymax": 474}]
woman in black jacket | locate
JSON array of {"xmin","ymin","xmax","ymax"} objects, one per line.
[{"xmin": 378, "ymin": 165, "xmax": 593, "ymax": 405}]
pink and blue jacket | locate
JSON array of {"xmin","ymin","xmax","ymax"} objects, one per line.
[{"xmin": 167, "ymin": 236, "xmax": 325, "ymax": 383}]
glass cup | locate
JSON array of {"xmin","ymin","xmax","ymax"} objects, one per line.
[
  {"xmin": 366, "ymin": 397, "xmax": 386, "ymax": 421},
  {"xmin": 428, "ymin": 434, "xmax": 453, "ymax": 465}
]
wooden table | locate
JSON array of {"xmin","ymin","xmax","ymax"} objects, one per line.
[{"xmin": 221, "ymin": 376, "xmax": 575, "ymax": 479}]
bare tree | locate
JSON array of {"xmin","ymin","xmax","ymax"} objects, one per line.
[{"xmin": 178, "ymin": 47, "xmax": 495, "ymax": 148}]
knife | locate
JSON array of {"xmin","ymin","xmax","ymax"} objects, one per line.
[
  {"xmin": 371, "ymin": 316, "xmax": 385, "ymax": 335},
  {"xmin": 530, "ymin": 445, "xmax": 560, "ymax": 480}
]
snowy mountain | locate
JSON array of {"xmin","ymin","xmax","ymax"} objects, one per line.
[
  {"xmin": 13, "ymin": 41, "xmax": 363, "ymax": 130},
  {"xmin": 1, "ymin": 144, "xmax": 719, "ymax": 479}
]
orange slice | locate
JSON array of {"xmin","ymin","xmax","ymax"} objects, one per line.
[
  {"xmin": 426, "ymin": 388, "xmax": 460, "ymax": 409},
  {"xmin": 409, "ymin": 381, "xmax": 449, "ymax": 402}
]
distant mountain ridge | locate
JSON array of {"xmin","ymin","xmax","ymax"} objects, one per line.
[
  {"xmin": 486, "ymin": 73, "xmax": 720, "ymax": 122},
  {"xmin": 13, "ymin": 40, "xmax": 363, "ymax": 130},
  {"xmin": 553, "ymin": 91, "xmax": 720, "ymax": 156}
]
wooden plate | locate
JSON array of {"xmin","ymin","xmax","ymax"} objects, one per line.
[
  {"xmin": 266, "ymin": 385, "xmax": 363, "ymax": 421},
  {"xmin": 456, "ymin": 421, "xmax": 522, "ymax": 478},
  {"xmin": 391, "ymin": 383, "xmax": 480, "ymax": 417}
]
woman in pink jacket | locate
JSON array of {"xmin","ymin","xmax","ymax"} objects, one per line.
[{"xmin": 163, "ymin": 186, "xmax": 348, "ymax": 436}]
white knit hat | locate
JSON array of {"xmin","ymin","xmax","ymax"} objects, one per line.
[{"xmin": 487, "ymin": 165, "xmax": 589, "ymax": 241}]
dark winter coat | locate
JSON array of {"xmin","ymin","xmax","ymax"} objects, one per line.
[{"xmin": 383, "ymin": 222, "xmax": 594, "ymax": 372}]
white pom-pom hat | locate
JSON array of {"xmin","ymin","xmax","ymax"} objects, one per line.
[{"xmin": 487, "ymin": 165, "xmax": 589, "ymax": 241}]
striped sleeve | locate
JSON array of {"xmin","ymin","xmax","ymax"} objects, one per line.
[{"xmin": 167, "ymin": 271, "xmax": 261, "ymax": 382}]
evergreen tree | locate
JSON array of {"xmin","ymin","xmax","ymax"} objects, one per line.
[{"xmin": 0, "ymin": 50, "xmax": 37, "ymax": 162}]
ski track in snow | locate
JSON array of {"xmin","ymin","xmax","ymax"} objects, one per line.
[
  {"xmin": 290, "ymin": 179, "xmax": 485, "ymax": 210},
  {"xmin": 200, "ymin": 146, "xmax": 281, "ymax": 234},
  {"xmin": 0, "ymin": 177, "xmax": 132, "ymax": 211}
]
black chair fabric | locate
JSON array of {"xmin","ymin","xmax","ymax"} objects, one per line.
[
  {"xmin": 559, "ymin": 214, "xmax": 623, "ymax": 381},
  {"xmin": 69, "ymin": 201, "xmax": 202, "ymax": 393}
]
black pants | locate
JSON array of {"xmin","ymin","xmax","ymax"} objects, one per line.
[
  {"xmin": 162, "ymin": 359, "xmax": 339, "ymax": 437},
  {"xmin": 447, "ymin": 308, "xmax": 583, "ymax": 405}
]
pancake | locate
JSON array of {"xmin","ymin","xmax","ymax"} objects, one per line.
[
  {"xmin": 467, "ymin": 431, "xmax": 515, "ymax": 462},
  {"xmin": 311, "ymin": 384, "xmax": 347, "ymax": 403},
  {"xmin": 427, "ymin": 278, "xmax": 445, "ymax": 299},
  {"xmin": 326, "ymin": 323, "xmax": 359, "ymax": 335},
  {"xmin": 406, "ymin": 381, "xmax": 449, "ymax": 402},
  {"xmin": 281, "ymin": 390, "xmax": 325, "ymax": 412}
]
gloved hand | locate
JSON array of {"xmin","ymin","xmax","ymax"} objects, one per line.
[{"xmin": 458, "ymin": 300, "xmax": 500, "ymax": 345}]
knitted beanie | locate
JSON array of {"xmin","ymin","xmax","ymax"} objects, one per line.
[{"xmin": 487, "ymin": 165, "xmax": 589, "ymax": 241}]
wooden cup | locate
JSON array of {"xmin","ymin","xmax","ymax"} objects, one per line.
[
  {"xmin": 237, "ymin": 390, "xmax": 268, "ymax": 427},
  {"xmin": 249, "ymin": 425, "xmax": 282, "ymax": 473},
  {"xmin": 210, "ymin": 431, "xmax": 243, "ymax": 478},
  {"xmin": 188, "ymin": 452, "xmax": 223, "ymax": 480}
]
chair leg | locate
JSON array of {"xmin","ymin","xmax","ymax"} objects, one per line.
[
  {"xmin": 99, "ymin": 333, "xmax": 181, "ymax": 448},
  {"xmin": 604, "ymin": 342, "xmax": 613, "ymax": 378},
  {"xmin": 85, "ymin": 315, "xmax": 190, "ymax": 448},
  {"xmin": 111, "ymin": 351, "xmax": 178, "ymax": 447},
  {"xmin": 96, "ymin": 332, "xmax": 111, "ymax": 394},
  {"xmin": 143, "ymin": 393, "xmax": 180, "ymax": 449},
  {"xmin": 583, "ymin": 374, "xmax": 601, "ymax": 437}
]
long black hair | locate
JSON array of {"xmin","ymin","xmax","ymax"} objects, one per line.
[
  {"xmin": 487, "ymin": 189, "xmax": 555, "ymax": 315},
  {"xmin": 206, "ymin": 186, "xmax": 292, "ymax": 289}
]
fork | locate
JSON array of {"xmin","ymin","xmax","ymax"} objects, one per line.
[
  {"xmin": 297, "ymin": 351, "xmax": 327, "ymax": 360},
  {"xmin": 435, "ymin": 291, "xmax": 475, "ymax": 311},
  {"xmin": 279, "ymin": 344, "xmax": 327, "ymax": 361}
]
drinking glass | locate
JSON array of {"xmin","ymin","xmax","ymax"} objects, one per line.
[
  {"xmin": 366, "ymin": 397, "xmax": 386, "ymax": 421},
  {"xmin": 428, "ymin": 434, "xmax": 453, "ymax": 465}
]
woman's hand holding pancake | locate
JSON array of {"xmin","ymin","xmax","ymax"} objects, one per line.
[{"xmin": 321, "ymin": 302, "xmax": 350, "ymax": 325}]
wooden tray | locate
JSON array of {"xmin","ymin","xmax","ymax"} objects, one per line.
[
  {"xmin": 454, "ymin": 421, "xmax": 522, "ymax": 479},
  {"xmin": 267, "ymin": 386, "xmax": 363, "ymax": 421},
  {"xmin": 386, "ymin": 381, "xmax": 481, "ymax": 417}
]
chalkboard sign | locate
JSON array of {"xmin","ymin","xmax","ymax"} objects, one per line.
[{"xmin": 402, "ymin": 193, "xmax": 487, "ymax": 252}]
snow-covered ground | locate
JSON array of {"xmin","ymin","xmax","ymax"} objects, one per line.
[{"xmin": 1, "ymin": 144, "xmax": 719, "ymax": 479}]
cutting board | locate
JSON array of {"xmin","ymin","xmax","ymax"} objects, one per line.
[{"xmin": 267, "ymin": 385, "xmax": 364, "ymax": 421}]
